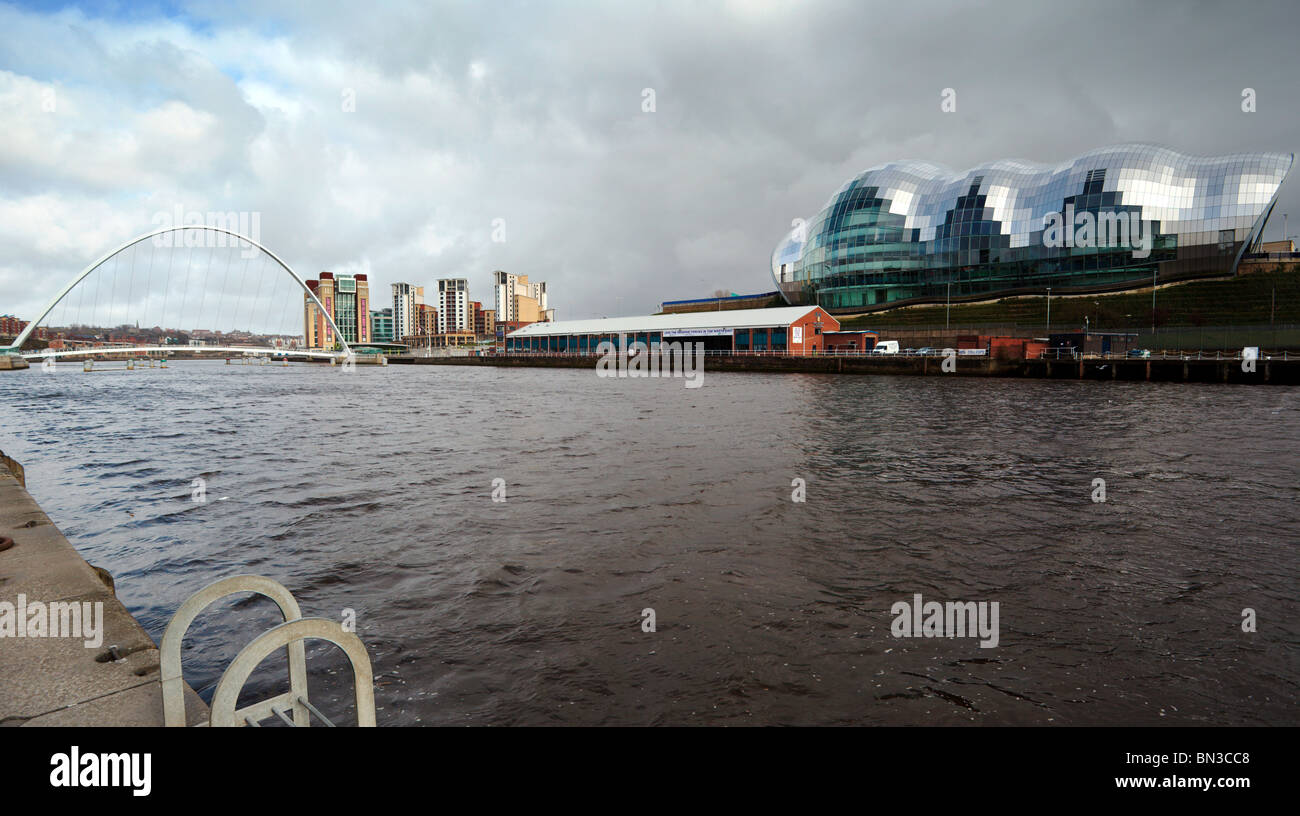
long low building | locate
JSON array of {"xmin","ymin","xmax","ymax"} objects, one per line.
[{"xmin": 505, "ymin": 305, "xmax": 843, "ymax": 354}]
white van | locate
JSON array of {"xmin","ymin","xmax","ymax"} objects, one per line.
[{"xmin": 872, "ymin": 340, "xmax": 899, "ymax": 354}]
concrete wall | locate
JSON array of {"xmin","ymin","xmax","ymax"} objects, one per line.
[
  {"xmin": 389, "ymin": 352, "xmax": 1300, "ymax": 383},
  {"xmin": 0, "ymin": 456, "xmax": 208, "ymax": 726}
]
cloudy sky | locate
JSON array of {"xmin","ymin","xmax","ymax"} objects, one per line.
[{"xmin": 3, "ymin": 0, "xmax": 1300, "ymax": 330}]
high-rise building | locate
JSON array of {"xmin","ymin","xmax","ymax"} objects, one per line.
[
  {"xmin": 436, "ymin": 278, "xmax": 471, "ymax": 334},
  {"xmin": 304, "ymin": 272, "xmax": 370, "ymax": 348},
  {"xmin": 370, "ymin": 308, "xmax": 394, "ymax": 342},
  {"xmin": 493, "ymin": 271, "xmax": 554, "ymax": 325},
  {"xmin": 392, "ymin": 283, "xmax": 425, "ymax": 342}
]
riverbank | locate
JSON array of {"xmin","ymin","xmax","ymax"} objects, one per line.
[
  {"xmin": 388, "ymin": 353, "xmax": 1300, "ymax": 384},
  {"xmin": 0, "ymin": 453, "xmax": 208, "ymax": 726}
]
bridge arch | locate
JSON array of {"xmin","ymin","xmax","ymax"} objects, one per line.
[{"xmin": 5, "ymin": 225, "xmax": 350, "ymax": 355}]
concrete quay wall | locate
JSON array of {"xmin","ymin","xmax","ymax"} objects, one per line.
[
  {"xmin": 0, "ymin": 455, "xmax": 208, "ymax": 727},
  {"xmin": 388, "ymin": 353, "xmax": 1300, "ymax": 384}
]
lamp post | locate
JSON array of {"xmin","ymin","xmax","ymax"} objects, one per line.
[
  {"xmin": 1045, "ymin": 287, "xmax": 1052, "ymax": 336},
  {"xmin": 946, "ymin": 280, "xmax": 952, "ymax": 330},
  {"xmin": 1151, "ymin": 269, "xmax": 1157, "ymax": 337}
]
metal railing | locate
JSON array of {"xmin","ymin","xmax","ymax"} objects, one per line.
[
  {"xmin": 500, "ymin": 348, "xmax": 976, "ymax": 359},
  {"xmin": 1037, "ymin": 349, "xmax": 1294, "ymax": 361},
  {"xmin": 162, "ymin": 575, "xmax": 375, "ymax": 727}
]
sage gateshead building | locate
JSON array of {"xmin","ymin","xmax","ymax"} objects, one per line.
[{"xmin": 771, "ymin": 143, "xmax": 1293, "ymax": 313}]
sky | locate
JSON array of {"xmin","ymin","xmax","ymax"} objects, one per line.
[{"xmin": 3, "ymin": 0, "xmax": 1300, "ymax": 330}]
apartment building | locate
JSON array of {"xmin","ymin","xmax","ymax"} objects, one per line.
[
  {"xmin": 436, "ymin": 278, "xmax": 471, "ymax": 333},
  {"xmin": 392, "ymin": 282, "xmax": 425, "ymax": 343}
]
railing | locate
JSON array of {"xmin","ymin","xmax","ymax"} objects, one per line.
[
  {"xmin": 496, "ymin": 347, "xmax": 1297, "ymax": 363},
  {"xmin": 500, "ymin": 349, "xmax": 966, "ymax": 359},
  {"xmin": 1037, "ymin": 349, "xmax": 1294, "ymax": 361},
  {"xmin": 1241, "ymin": 252, "xmax": 1300, "ymax": 261},
  {"xmin": 162, "ymin": 575, "xmax": 375, "ymax": 727}
]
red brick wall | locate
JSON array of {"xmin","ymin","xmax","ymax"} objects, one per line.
[
  {"xmin": 823, "ymin": 331, "xmax": 874, "ymax": 351},
  {"xmin": 788, "ymin": 307, "xmax": 840, "ymax": 353}
]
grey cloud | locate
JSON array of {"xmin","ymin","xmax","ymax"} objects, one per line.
[{"xmin": 2, "ymin": 0, "xmax": 1299, "ymax": 326}]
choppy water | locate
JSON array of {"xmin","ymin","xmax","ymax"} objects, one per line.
[{"xmin": 1, "ymin": 361, "xmax": 1297, "ymax": 725}]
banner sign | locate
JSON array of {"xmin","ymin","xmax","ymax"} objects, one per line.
[{"xmin": 661, "ymin": 328, "xmax": 733, "ymax": 338}]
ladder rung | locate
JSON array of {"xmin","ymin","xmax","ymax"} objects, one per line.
[
  {"xmin": 271, "ymin": 705, "xmax": 298, "ymax": 727},
  {"xmin": 297, "ymin": 696, "xmax": 336, "ymax": 727}
]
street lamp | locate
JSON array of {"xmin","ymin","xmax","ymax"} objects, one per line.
[
  {"xmin": 1046, "ymin": 287, "xmax": 1052, "ymax": 336},
  {"xmin": 946, "ymin": 280, "xmax": 952, "ymax": 330},
  {"xmin": 1151, "ymin": 269, "xmax": 1157, "ymax": 336}
]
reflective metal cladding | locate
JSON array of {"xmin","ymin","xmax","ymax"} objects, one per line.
[{"xmin": 771, "ymin": 144, "xmax": 1293, "ymax": 312}]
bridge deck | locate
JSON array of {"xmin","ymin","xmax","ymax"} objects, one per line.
[{"xmin": 12, "ymin": 345, "xmax": 340, "ymax": 360}]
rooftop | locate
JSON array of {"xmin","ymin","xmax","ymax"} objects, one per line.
[{"xmin": 507, "ymin": 306, "xmax": 828, "ymax": 337}]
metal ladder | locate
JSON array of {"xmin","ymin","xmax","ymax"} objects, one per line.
[{"xmin": 161, "ymin": 575, "xmax": 376, "ymax": 727}]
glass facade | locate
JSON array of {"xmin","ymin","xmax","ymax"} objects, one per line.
[
  {"xmin": 771, "ymin": 144, "xmax": 1293, "ymax": 312},
  {"xmin": 370, "ymin": 308, "xmax": 394, "ymax": 342}
]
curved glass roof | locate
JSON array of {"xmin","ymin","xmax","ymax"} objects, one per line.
[{"xmin": 771, "ymin": 143, "xmax": 1293, "ymax": 311}]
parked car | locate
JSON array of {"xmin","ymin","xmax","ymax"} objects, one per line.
[
  {"xmin": 1126, "ymin": 348, "xmax": 1151, "ymax": 358},
  {"xmin": 916, "ymin": 347, "xmax": 935, "ymax": 355}
]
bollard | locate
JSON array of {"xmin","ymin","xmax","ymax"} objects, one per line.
[{"xmin": 83, "ymin": 359, "xmax": 92, "ymax": 372}]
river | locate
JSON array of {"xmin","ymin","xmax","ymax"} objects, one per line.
[{"xmin": 1, "ymin": 361, "xmax": 1295, "ymax": 725}]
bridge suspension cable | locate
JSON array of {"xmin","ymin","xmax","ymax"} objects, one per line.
[{"xmin": 5, "ymin": 225, "xmax": 350, "ymax": 358}]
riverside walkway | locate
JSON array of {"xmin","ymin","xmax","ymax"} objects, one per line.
[{"xmin": 0, "ymin": 452, "xmax": 207, "ymax": 726}]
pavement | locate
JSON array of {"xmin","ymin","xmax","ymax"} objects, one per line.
[{"xmin": 0, "ymin": 456, "xmax": 208, "ymax": 727}]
